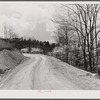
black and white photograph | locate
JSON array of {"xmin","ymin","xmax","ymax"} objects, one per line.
[{"xmin": 0, "ymin": 1, "xmax": 100, "ymax": 94}]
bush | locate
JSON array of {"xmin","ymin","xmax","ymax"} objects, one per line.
[
  {"xmin": 98, "ymin": 68, "xmax": 100, "ymax": 76},
  {"xmin": 0, "ymin": 69, "xmax": 4, "ymax": 74},
  {"xmin": 0, "ymin": 39, "xmax": 14, "ymax": 51}
]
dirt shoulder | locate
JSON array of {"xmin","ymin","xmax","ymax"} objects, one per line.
[{"xmin": 48, "ymin": 56, "xmax": 100, "ymax": 90}]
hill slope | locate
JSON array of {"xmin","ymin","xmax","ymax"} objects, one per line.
[{"xmin": 0, "ymin": 49, "xmax": 25, "ymax": 74}]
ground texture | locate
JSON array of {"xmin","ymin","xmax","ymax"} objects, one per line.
[{"xmin": 0, "ymin": 54, "xmax": 100, "ymax": 90}]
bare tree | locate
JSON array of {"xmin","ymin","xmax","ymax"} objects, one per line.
[
  {"xmin": 4, "ymin": 24, "xmax": 7, "ymax": 39},
  {"xmin": 3, "ymin": 24, "xmax": 18, "ymax": 39},
  {"xmin": 53, "ymin": 4, "xmax": 100, "ymax": 72}
]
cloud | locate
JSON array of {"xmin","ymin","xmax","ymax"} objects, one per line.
[
  {"xmin": 0, "ymin": 2, "xmax": 56, "ymax": 41},
  {"xmin": 11, "ymin": 4, "xmax": 48, "ymax": 22}
]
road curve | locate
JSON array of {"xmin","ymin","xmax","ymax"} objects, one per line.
[
  {"xmin": 0, "ymin": 54, "xmax": 80, "ymax": 90},
  {"xmin": 0, "ymin": 54, "xmax": 100, "ymax": 90}
]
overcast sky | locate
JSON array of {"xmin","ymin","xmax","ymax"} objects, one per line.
[{"xmin": 0, "ymin": 2, "xmax": 57, "ymax": 42}]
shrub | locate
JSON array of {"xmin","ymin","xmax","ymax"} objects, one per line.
[
  {"xmin": 97, "ymin": 67, "xmax": 100, "ymax": 76},
  {"xmin": 0, "ymin": 69, "xmax": 4, "ymax": 74}
]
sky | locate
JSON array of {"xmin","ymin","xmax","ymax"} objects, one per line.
[{"xmin": 0, "ymin": 2, "xmax": 57, "ymax": 42}]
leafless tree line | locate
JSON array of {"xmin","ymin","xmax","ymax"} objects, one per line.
[
  {"xmin": 53, "ymin": 4, "xmax": 100, "ymax": 73},
  {"xmin": 4, "ymin": 24, "xmax": 18, "ymax": 39}
]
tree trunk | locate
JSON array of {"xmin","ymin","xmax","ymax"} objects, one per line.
[
  {"xmin": 83, "ymin": 49, "xmax": 87, "ymax": 70},
  {"xmin": 66, "ymin": 48, "xmax": 69, "ymax": 63}
]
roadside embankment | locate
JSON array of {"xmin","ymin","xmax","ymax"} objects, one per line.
[{"xmin": 0, "ymin": 49, "xmax": 25, "ymax": 74}]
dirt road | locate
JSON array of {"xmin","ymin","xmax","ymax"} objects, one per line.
[{"xmin": 0, "ymin": 54, "xmax": 100, "ymax": 90}]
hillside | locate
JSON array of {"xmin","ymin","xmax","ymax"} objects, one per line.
[
  {"xmin": 0, "ymin": 39, "xmax": 25, "ymax": 74},
  {"xmin": 0, "ymin": 49, "xmax": 25, "ymax": 74}
]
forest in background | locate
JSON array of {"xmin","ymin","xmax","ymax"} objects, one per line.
[{"xmin": 0, "ymin": 23, "xmax": 56, "ymax": 55}]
